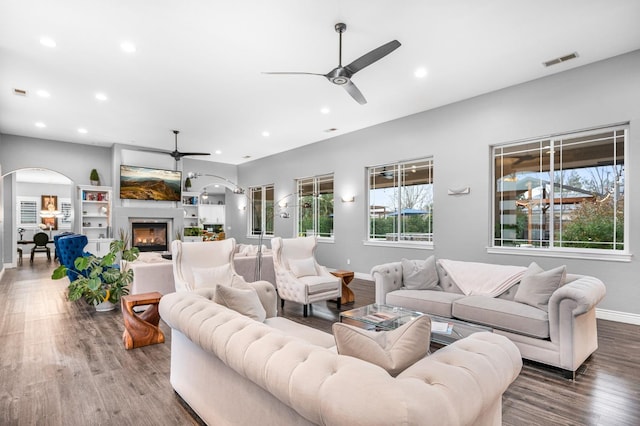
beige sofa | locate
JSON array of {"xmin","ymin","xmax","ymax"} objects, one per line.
[
  {"xmin": 371, "ymin": 258, "xmax": 606, "ymax": 378},
  {"xmin": 159, "ymin": 287, "xmax": 522, "ymax": 426}
]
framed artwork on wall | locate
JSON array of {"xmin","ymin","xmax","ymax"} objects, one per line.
[{"xmin": 41, "ymin": 195, "xmax": 59, "ymax": 231}]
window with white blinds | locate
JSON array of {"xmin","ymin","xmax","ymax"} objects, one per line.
[{"xmin": 17, "ymin": 197, "xmax": 38, "ymax": 227}]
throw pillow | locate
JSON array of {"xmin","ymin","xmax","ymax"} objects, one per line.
[
  {"xmin": 514, "ymin": 262, "xmax": 567, "ymax": 312},
  {"xmin": 191, "ymin": 264, "xmax": 232, "ymax": 289},
  {"xmin": 332, "ymin": 315, "xmax": 431, "ymax": 376},
  {"xmin": 214, "ymin": 284, "xmax": 267, "ymax": 322},
  {"xmin": 289, "ymin": 257, "xmax": 317, "ymax": 277},
  {"xmin": 402, "ymin": 255, "xmax": 439, "ymax": 290}
]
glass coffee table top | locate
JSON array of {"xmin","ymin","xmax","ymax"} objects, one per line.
[
  {"xmin": 339, "ymin": 304, "xmax": 492, "ymax": 345},
  {"xmin": 339, "ymin": 304, "xmax": 423, "ymax": 331}
]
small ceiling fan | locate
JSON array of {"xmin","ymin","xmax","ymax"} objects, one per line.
[
  {"xmin": 138, "ymin": 130, "xmax": 210, "ymax": 161},
  {"xmin": 263, "ymin": 23, "xmax": 401, "ymax": 105}
]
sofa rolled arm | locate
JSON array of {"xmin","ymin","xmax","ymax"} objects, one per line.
[
  {"xmin": 371, "ymin": 261, "xmax": 404, "ymax": 305},
  {"xmin": 549, "ymin": 275, "xmax": 606, "ymax": 317}
]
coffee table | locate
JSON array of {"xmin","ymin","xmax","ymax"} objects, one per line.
[{"xmin": 339, "ymin": 303, "xmax": 492, "ymax": 345}]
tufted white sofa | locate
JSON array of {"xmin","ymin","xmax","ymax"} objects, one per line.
[
  {"xmin": 159, "ymin": 287, "xmax": 523, "ymax": 425},
  {"xmin": 371, "ymin": 259, "xmax": 606, "ymax": 378}
]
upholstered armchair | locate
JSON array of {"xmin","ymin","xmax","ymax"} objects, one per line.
[
  {"xmin": 171, "ymin": 238, "xmax": 277, "ymax": 314},
  {"xmin": 55, "ymin": 234, "xmax": 89, "ymax": 280},
  {"xmin": 271, "ymin": 236, "xmax": 341, "ymax": 317}
]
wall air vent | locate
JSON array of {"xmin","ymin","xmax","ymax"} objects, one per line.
[
  {"xmin": 543, "ymin": 52, "xmax": 579, "ymax": 67},
  {"xmin": 13, "ymin": 88, "xmax": 27, "ymax": 96}
]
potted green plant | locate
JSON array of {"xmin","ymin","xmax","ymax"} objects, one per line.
[
  {"xmin": 184, "ymin": 177, "xmax": 192, "ymax": 191},
  {"xmin": 90, "ymin": 169, "xmax": 100, "ymax": 186},
  {"xmin": 52, "ymin": 239, "xmax": 140, "ymax": 311}
]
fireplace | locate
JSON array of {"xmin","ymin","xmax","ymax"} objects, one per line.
[{"xmin": 131, "ymin": 222, "xmax": 168, "ymax": 252}]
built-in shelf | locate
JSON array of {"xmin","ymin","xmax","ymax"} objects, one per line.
[{"xmin": 78, "ymin": 185, "xmax": 113, "ymax": 256}]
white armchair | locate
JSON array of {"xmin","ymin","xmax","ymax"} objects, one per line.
[
  {"xmin": 172, "ymin": 238, "xmax": 277, "ymax": 316},
  {"xmin": 271, "ymin": 236, "xmax": 341, "ymax": 317}
]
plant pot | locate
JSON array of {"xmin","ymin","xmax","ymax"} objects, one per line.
[
  {"xmin": 95, "ymin": 300, "xmax": 116, "ymax": 312},
  {"xmin": 90, "ymin": 180, "xmax": 99, "ymax": 186}
]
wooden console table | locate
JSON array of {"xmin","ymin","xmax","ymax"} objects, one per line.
[
  {"xmin": 121, "ymin": 292, "xmax": 165, "ymax": 350},
  {"xmin": 331, "ymin": 270, "xmax": 355, "ymax": 304}
]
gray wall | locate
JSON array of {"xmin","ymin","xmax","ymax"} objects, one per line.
[{"xmin": 236, "ymin": 50, "xmax": 640, "ymax": 316}]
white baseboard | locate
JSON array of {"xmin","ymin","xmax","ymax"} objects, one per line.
[
  {"xmin": 354, "ymin": 271, "xmax": 373, "ymax": 281},
  {"xmin": 596, "ymin": 308, "xmax": 640, "ymax": 325}
]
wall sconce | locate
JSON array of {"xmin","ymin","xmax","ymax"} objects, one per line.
[
  {"xmin": 238, "ymin": 205, "xmax": 246, "ymax": 211},
  {"xmin": 341, "ymin": 195, "xmax": 355, "ymax": 203}
]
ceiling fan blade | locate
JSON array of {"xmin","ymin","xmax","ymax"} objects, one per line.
[
  {"xmin": 343, "ymin": 80, "xmax": 367, "ymax": 105},
  {"xmin": 262, "ymin": 72, "xmax": 325, "ymax": 76},
  {"xmin": 344, "ymin": 40, "xmax": 401, "ymax": 74},
  {"xmin": 135, "ymin": 147, "xmax": 173, "ymax": 155},
  {"xmin": 177, "ymin": 152, "xmax": 211, "ymax": 157}
]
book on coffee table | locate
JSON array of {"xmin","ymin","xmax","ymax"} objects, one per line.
[
  {"xmin": 431, "ymin": 321, "xmax": 453, "ymax": 335},
  {"xmin": 363, "ymin": 312, "xmax": 398, "ymax": 323}
]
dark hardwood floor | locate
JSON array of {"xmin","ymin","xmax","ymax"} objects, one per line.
[{"xmin": 1, "ymin": 260, "xmax": 639, "ymax": 425}]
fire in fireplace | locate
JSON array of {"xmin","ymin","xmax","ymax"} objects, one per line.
[{"xmin": 131, "ymin": 222, "xmax": 168, "ymax": 252}]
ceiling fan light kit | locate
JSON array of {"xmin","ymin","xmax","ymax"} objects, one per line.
[{"xmin": 264, "ymin": 22, "xmax": 401, "ymax": 105}]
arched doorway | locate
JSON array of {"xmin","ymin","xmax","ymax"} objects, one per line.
[{"xmin": 1, "ymin": 168, "xmax": 75, "ymax": 267}]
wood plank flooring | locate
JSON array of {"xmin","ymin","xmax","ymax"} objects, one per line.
[{"xmin": 1, "ymin": 260, "xmax": 640, "ymax": 425}]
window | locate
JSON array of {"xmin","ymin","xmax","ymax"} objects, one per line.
[
  {"xmin": 60, "ymin": 199, "xmax": 72, "ymax": 228},
  {"xmin": 493, "ymin": 125, "xmax": 626, "ymax": 252},
  {"xmin": 16, "ymin": 197, "xmax": 38, "ymax": 228},
  {"xmin": 248, "ymin": 184, "xmax": 274, "ymax": 237},
  {"xmin": 367, "ymin": 159, "xmax": 434, "ymax": 244},
  {"xmin": 296, "ymin": 174, "xmax": 333, "ymax": 238}
]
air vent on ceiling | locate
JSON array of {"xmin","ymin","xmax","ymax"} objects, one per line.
[
  {"xmin": 242, "ymin": 155, "xmax": 252, "ymax": 159},
  {"xmin": 543, "ymin": 52, "xmax": 579, "ymax": 67},
  {"xmin": 13, "ymin": 88, "xmax": 27, "ymax": 96},
  {"xmin": 324, "ymin": 128, "xmax": 338, "ymax": 133}
]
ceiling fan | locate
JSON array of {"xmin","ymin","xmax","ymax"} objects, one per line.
[
  {"xmin": 138, "ymin": 130, "xmax": 211, "ymax": 161},
  {"xmin": 263, "ymin": 23, "xmax": 401, "ymax": 105}
]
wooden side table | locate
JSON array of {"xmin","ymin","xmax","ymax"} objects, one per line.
[
  {"xmin": 331, "ymin": 270, "xmax": 355, "ymax": 304},
  {"xmin": 121, "ymin": 292, "xmax": 165, "ymax": 350}
]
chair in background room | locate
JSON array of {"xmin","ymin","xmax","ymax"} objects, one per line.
[
  {"xmin": 55, "ymin": 234, "xmax": 89, "ymax": 280},
  {"xmin": 271, "ymin": 236, "xmax": 341, "ymax": 317},
  {"xmin": 30, "ymin": 232, "xmax": 51, "ymax": 263}
]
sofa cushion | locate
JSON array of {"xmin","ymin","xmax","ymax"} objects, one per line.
[
  {"xmin": 265, "ymin": 316, "xmax": 336, "ymax": 348},
  {"xmin": 453, "ymin": 296, "xmax": 549, "ymax": 339},
  {"xmin": 192, "ymin": 264, "xmax": 232, "ymax": 288},
  {"xmin": 515, "ymin": 263, "xmax": 566, "ymax": 312},
  {"xmin": 401, "ymin": 256, "xmax": 439, "ymax": 290},
  {"xmin": 214, "ymin": 284, "xmax": 267, "ymax": 322},
  {"xmin": 332, "ymin": 315, "xmax": 431, "ymax": 376},
  {"xmin": 300, "ymin": 275, "xmax": 340, "ymax": 294},
  {"xmin": 386, "ymin": 290, "xmax": 464, "ymax": 318},
  {"xmin": 289, "ymin": 257, "xmax": 317, "ymax": 277}
]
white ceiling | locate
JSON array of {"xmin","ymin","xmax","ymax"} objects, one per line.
[{"xmin": 1, "ymin": 1, "xmax": 639, "ymax": 165}]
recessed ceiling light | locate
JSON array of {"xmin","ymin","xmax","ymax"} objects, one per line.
[
  {"xmin": 262, "ymin": 131, "xmax": 270, "ymax": 137},
  {"xmin": 95, "ymin": 93, "xmax": 108, "ymax": 101},
  {"xmin": 320, "ymin": 107, "xmax": 330, "ymax": 114},
  {"xmin": 215, "ymin": 150, "xmax": 222, "ymax": 155},
  {"xmin": 36, "ymin": 90, "xmax": 50, "ymax": 98},
  {"xmin": 40, "ymin": 37, "xmax": 56, "ymax": 48},
  {"xmin": 35, "ymin": 122, "xmax": 46, "ymax": 128},
  {"xmin": 120, "ymin": 41, "xmax": 136, "ymax": 53},
  {"xmin": 414, "ymin": 67, "xmax": 428, "ymax": 78},
  {"xmin": 78, "ymin": 128, "xmax": 88, "ymax": 134}
]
